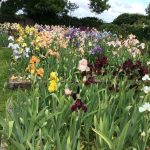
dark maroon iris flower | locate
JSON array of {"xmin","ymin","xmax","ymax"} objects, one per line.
[
  {"xmin": 71, "ymin": 99, "xmax": 87, "ymax": 112},
  {"xmin": 85, "ymin": 76, "xmax": 96, "ymax": 85},
  {"xmin": 123, "ymin": 59, "xmax": 133, "ymax": 70},
  {"xmin": 113, "ymin": 59, "xmax": 149, "ymax": 81},
  {"xmin": 94, "ymin": 56, "xmax": 108, "ymax": 68},
  {"xmin": 70, "ymin": 87, "xmax": 87, "ymax": 113},
  {"xmin": 139, "ymin": 66, "xmax": 148, "ymax": 77}
]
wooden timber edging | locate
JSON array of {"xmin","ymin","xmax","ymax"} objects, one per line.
[{"xmin": 8, "ymin": 78, "xmax": 31, "ymax": 90}]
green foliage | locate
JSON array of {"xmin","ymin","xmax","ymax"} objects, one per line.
[
  {"xmin": 100, "ymin": 23, "xmax": 150, "ymax": 41},
  {"xmin": 0, "ymin": 47, "xmax": 18, "ymax": 114},
  {"xmin": 0, "ymin": 32, "xmax": 9, "ymax": 47},
  {"xmin": 113, "ymin": 13, "xmax": 147, "ymax": 25},
  {"xmin": 146, "ymin": 3, "xmax": 150, "ymax": 17},
  {"xmin": 66, "ymin": 1, "xmax": 79, "ymax": 13},
  {"xmin": 0, "ymin": 0, "xmax": 68, "ymax": 23},
  {"xmin": 25, "ymin": 0, "xmax": 68, "ymax": 15},
  {"xmin": 0, "ymin": 0, "xmax": 20, "ymax": 23},
  {"xmin": 89, "ymin": 0, "xmax": 110, "ymax": 14},
  {"xmin": 0, "ymin": 0, "xmax": 110, "ymax": 23},
  {"xmin": 80, "ymin": 17, "xmax": 104, "ymax": 27},
  {"xmin": 0, "ymin": 14, "xmax": 150, "ymax": 149},
  {"xmin": 0, "ymin": 28, "xmax": 150, "ymax": 149},
  {"xmin": 31, "ymin": 15, "xmax": 104, "ymax": 28}
]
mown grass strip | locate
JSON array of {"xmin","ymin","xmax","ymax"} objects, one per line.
[{"xmin": 0, "ymin": 47, "xmax": 12, "ymax": 113}]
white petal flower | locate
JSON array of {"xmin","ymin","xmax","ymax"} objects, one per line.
[
  {"xmin": 13, "ymin": 49, "xmax": 19, "ymax": 54},
  {"xmin": 13, "ymin": 44, "xmax": 20, "ymax": 50},
  {"xmin": 14, "ymin": 55, "xmax": 20, "ymax": 60},
  {"xmin": 8, "ymin": 43, "xmax": 14, "ymax": 48},
  {"xmin": 139, "ymin": 106, "xmax": 146, "ymax": 112},
  {"xmin": 139, "ymin": 102, "xmax": 150, "ymax": 112},
  {"xmin": 141, "ymin": 131, "xmax": 146, "ymax": 137},
  {"xmin": 25, "ymin": 47, "xmax": 30, "ymax": 53},
  {"xmin": 147, "ymin": 61, "xmax": 150, "ymax": 65},
  {"xmin": 142, "ymin": 74, "xmax": 150, "ymax": 81},
  {"xmin": 143, "ymin": 86, "xmax": 150, "ymax": 94},
  {"xmin": 8, "ymin": 36, "xmax": 14, "ymax": 41},
  {"xmin": 24, "ymin": 53, "xmax": 29, "ymax": 58},
  {"xmin": 142, "ymin": 103, "xmax": 150, "ymax": 111},
  {"xmin": 140, "ymin": 43, "xmax": 145, "ymax": 49}
]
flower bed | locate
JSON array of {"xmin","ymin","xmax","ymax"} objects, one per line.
[{"xmin": 0, "ymin": 23, "xmax": 149, "ymax": 149}]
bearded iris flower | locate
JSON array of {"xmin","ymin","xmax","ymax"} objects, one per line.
[
  {"xmin": 71, "ymin": 99, "xmax": 87, "ymax": 112},
  {"xmin": 139, "ymin": 102, "xmax": 150, "ymax": 112},
  {"xmin": 48, "ymin": 72, "xmax": 59, "ymax": 93},
  {"xmin": 91, "ymin": 45, "xmax": 103, "ymax": 55},
  {"xmin": 65, "ymin": 86, "xmax": 87, "ymax": 112}
]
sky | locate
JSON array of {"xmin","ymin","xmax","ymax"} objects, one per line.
[{"xmin": 70, "ymin": 0, "xmax": 150, "ymax": 22}]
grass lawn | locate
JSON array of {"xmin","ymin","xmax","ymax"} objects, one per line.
[{"xmin": 0, "ymin": 47, "xmax": 16, "ymax": 114}]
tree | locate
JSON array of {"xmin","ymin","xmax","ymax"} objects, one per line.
[
  {"xmin": 0, "ymin": 0, "xmax": 69, "ymax": 21},
  {"xmin": 0, "ymin": 0, "xmax": 109, "ymax": 24},
  {"xmin": 66, "ymin": 1, "xmax": 79, "ymax": 16},
  {"xmin": 0, "ymin": 0, "xmax": 22, "ymax": 22},
  {"xmin": 80, "ymin": 17, "xmax": 104, "ymax": 27},
  {"xmin": 24, "ymin": 0, "xmax": 68, "ymax": 16},
  {"xmin": 89, "ymin": 0, "xmax": 110, "ymax": 14},
  {"xmin": 146, "ymin": 3, "xmax": 150, "ymax": 17},
  {"xmin": 113, "ymin": 13, "xmax": 147, "ymax": 25}
]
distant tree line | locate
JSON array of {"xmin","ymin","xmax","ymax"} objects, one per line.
[
  {"xmin": 0, "ymin": 0, "xmax": 110, "ymax": 25},
  {"xmin": 113, "ymin": 13, "xmax": 150, "ymax": 25},
  {"xmin": 0, "ymin": 0, "xmax": 150, "ymax": 41}
]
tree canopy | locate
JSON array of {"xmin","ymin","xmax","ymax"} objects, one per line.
[
  {"xmin": 89, "ymin": 0, "xmax": 110, "ymax": 14},
  {"xmin": 0, "ymin": 0, "xmax": 110, "ymax": 23},
  {"xmin": 146, "ymin": 3, "xmax": 150, "ymax": 17},
  {"xmin": 113, "ymin": 13, "xmax": 147, "ymax": 25}
]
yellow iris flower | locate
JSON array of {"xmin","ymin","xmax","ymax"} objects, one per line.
[
  {"xmin": 48, "ymin": 72, "xmax": 59, "ymax": 92},
  {"xmin": 48, "ymin": 80, "xmax": 57, "ymax": 92},
  {"xmin": 49, "ymin": 72, "xmax": 59, "ymax": 81}
]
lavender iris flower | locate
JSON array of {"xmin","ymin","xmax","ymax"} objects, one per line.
[{"xmin": 91, "ymin": 45, "xmax": 103, "ymax": 55}]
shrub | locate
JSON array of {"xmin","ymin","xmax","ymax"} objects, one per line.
[{"xmin": 113, "ymin": 13, "xmax": 147, "ymax": 25}]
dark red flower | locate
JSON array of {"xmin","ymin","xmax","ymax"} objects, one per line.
[
  {"xmin": 82, "ymin": 104, "xmax": 87, "ymax": 112},
  {"xmin": 70, "ymin": 87, "xmax": 87, "ymax": 112},
  {"xmin": 85, "ymin": 76, "xmax": 96, "ymax": 85},
  {"xmin": 70, "ymin": 99, "xmax": 87, "ymax": 112},
  {"xmin": 71, "ymin": 104, "xmax": 77, "ymax": 112},
  {"xmin": 123, "ymin": 59, "xmax": 133, "ymax": 70},
  {"xmin": 139, "ymin": 66, "xmax": 148, "ymax": 77},
  {"xmin": 75, "ymin": 99, "xmax": 83, "ymax": 109},
  {"xmin": 94, "ymin": 56, "xmax": 108, "ymax": 68},
  {"xmin": 135, "ymin": 60, "xmax": 142, "ymax": 68}
]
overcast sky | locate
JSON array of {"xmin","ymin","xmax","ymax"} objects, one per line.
[{"xmin": 70, "ymin": 0, "xmax": 149, "ymax": 22}]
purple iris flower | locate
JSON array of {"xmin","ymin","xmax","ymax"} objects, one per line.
[{"xmin": 91, "ymin": 45, "xmax": 103, "ymax": 55}]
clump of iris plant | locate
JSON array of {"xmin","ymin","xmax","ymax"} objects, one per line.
[
  {"xmin": 65, "ymin": 86, "xmax": 87, "ymax": 112},
  {"xmin": 113, "ymin": 59, "xmax": 149, "ymax": 90},
  {"xmin": 113, "ymin": 59, "xmax": 149, "ymax": 80},
  {"xmin": 78, "ymin": 55, "xmax": 109, "ymax": 85},
  {"xmin": 93, "ymin": 56, "xmax": 108, "ymax": 75},
  {"xmin": 26, "ymin": 56, "xmax": 44, "ymax": 78}
]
